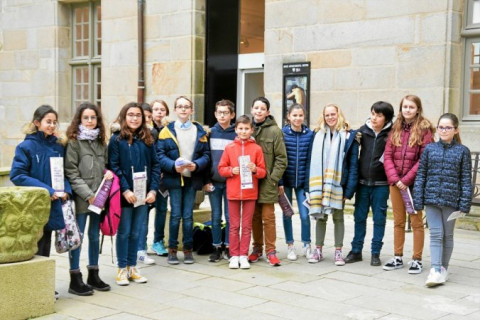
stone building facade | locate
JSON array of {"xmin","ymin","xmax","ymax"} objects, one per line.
[{"xmin": 1, "ymin": 0, "xmax": 479, "ymax": 188}]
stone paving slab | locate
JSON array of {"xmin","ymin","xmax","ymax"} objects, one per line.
[{"xmin": 27, "ymin": 207, "xmax": 480, "ymax": 320}]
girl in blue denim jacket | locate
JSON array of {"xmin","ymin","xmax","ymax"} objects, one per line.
[{"xmin": 413, "ymin": 113, "xmax": 472, "ymax": 287}]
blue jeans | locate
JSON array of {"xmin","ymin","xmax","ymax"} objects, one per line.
[
  {"xmin": 137, "ymin": 193, "xmax": 168, "ymax": 250},
  {"xmin": 425, "ymin": 205, "xmax": 456, "ymax": 270},
  {"xmin": 168, "ymin": 179, "xmax": 196, "ymax": 250},
  {"xmin": 282, "ymin": 187, "xmax": 311, "ymax": 245},
  {"xmin": 351, "ymin": 185, "xmax": 389, "ymax": 254},
  {"xmin": 116, "ymin": 205, "xmax": 148, "ymax": 268},
  {"xmin": 208, "ymin": 182, "xmax": 229, "ymax": 247},
  {"xmin": 69, "ymin": 212, "xmax": 100, "ymax": 270}
]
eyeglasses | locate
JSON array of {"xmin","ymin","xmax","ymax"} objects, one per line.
[
  {"xmin": 216, "ymin": 111, "xmax": 231, "ymax": 116},
  {"xmin": 44, "ymin": 121, "xmax": 57, "ymax": 127},
  {"xmin": 437, "ymin": 126, "xmax": 455, "ymax": 132},
  {"xmin": 126, "ymin": 113, "xmax": 142, "ymax": 119},
  {"xmin": 82, "ymin": 116, "xmax": 97, "ymax": 121},
  {"xmin": 176, "ymin": 105, "xmax": 192, "ymax": 110}
]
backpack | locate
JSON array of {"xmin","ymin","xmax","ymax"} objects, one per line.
[
  {"xmin": 99, "ymin": 173, "xmax": 121, "ymax": 259},
  {"xmin": 193, "ymin": 222, "xmax": 214, "ymax": 255},
  {"xmin": 55, "ymin": 199, "xmax": 82, "ymax": 254}
]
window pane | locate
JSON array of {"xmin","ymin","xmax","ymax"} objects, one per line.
[
  {"xmin": 470, "ymin": 93, "xmax": 480, "ymax": 114},
  {"xmin": 471, "ymin": 67, "xmax": 480, "ymax": 90},
  {"xmin": 74, "ymin": 6, "xmax": 90, "ymax": 58},
  {"xmin": 96, "ymin": 5, "xmax": 102, "ymax": 56},
  {"xmin": 239, "ymin": 0, "xmax": 265, "ymax": 54},
  {"xmin": 474, "ymin": 0, "xmax": 480, "ymax": 24}
]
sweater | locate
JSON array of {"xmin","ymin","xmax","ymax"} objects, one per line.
[
  {"xmin": 413, "ymin": 140, "xmax": 472, "ymax": 213},
  {"xmin": 208, "ymin": 122, "xmax": 237, "ymax": 183},
  {"xmin": 218, "ymin": 137, "xmax": 266, "ymax": 200}
]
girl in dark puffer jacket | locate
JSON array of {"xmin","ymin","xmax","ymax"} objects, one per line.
[
  {"xmin": 414, "ymin": 113, "xmax": 472, "ymax": 287},
  {"xmin": 383, "ymin": 95, "xmax": 434, "ymax": 274}
]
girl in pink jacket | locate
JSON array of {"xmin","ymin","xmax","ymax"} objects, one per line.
[{"xmin": 383, "ymin": 95, "xmax": 434, "ymax": 274}]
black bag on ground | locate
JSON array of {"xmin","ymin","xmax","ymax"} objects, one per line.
[{"xmin": 193, "ymin": 222, "xmax": 214, "ymax": 255}]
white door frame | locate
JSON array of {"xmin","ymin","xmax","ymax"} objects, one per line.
[{"xmin": 236, "ymin": 53, "xmax": 264, "ymax": 116}]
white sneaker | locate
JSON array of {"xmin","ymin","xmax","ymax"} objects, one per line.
[
  {"xmin": 425, "ymin": 268, "xmax": 444, "ymax": 287},
  {"xmin": 239, "ymin": 256, "xmax": 250, "ymax": 269},
  {"xmin": 303, "ymin": 244, "xmax": 312, "ymax": 259},
  {"xmin": 229, "ymin": 256, "xmax": 239, "ymax": 269},
  {"xmin": 440, "ymin": 266, "xmax": 449, "ymax": 282},
  {"xmin": 116, "ymin": 268, "xmax": 129, "ymax": 286},
  {"xmin": 137, "ymin": 250, "xmax": 155, "ymax": 265},
  {"xmin": 287, "ymin": 245, "xmax": 297, "ymax": 261}
]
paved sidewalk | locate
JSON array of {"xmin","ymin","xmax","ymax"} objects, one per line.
[{"xmin": 37, "ymin": 206, "xmax": 480, "ymax": 320}]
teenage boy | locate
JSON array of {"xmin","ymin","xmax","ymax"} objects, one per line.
[
  {"xmin": 248, "ymin": 97, "xmax": 287, "ymax": 266},
  {"xmin": 345, "ymin": 101, "xmax": 394, "ymax": 266},
  {"xmin": 204, "ymin": 99, "xmax": 236, "ymax": 262},
  {"xmin": 157, "ymin": 96, "xmax": 210, "ymax": 265}
]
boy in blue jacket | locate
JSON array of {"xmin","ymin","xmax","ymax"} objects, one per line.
[
  {"xmin": 203, "ymin": 99, "xmax": 236, "ymax": 262},
  {"xmin": 157, "ymin": 96, "xmax": 211, "ymax": 265}
]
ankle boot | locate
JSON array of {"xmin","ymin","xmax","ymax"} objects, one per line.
[
  {"xmin": 69, "ymin": 270, "xmax": 94, "ymax": 296},
  {"xmin": 167, "ymin": 248, "xmax": 179, "ymax": 265},
  {"xmin": 87, "ymin": 265, "xmax": 111, "ymax": 291}
]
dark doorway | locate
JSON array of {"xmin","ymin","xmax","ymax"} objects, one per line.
[{"xmin": 204, "ymin": 0, "xmax": 239, "ymax": 127}]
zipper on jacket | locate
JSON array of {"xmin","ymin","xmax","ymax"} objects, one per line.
[
  {"xmin": 295, "ymin": 132, "xmax": 299, "ymax": 188},
  {"xmin": 368, "ymin": 134, "xmax": 378, "ymax": 183},
  {"xmin": 241, "ymin": 140, "xmax": 244, "ymax": 200}
]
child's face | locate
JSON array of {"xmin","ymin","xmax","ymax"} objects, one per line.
[
  {"xmin": 34, "ymin": 112, "xmax": 57, "ymax": 136},
  {"xmin": 251, "ymin": 101, "xmax": 270, "ymax": 123},
  {"xmin": 437, "ymin": 118, "xmax": 457, "ymax": 143},
  {"xmin": 126, "ymin": 107, "xmax": 143, "ymax": 132},
  {"xmin": 152, "ymin": 102, "xmax": 167, "ymax": 123},
  {"xmin": 324, "ymin": 106, "xmax": 338, "ymax": 130},
  {"xmin": 235, "ymin": 122, "xmax": 254, "ymax": 140},
  {"xmin": 215, "ymin": 105, "xmax": 235, "ymax": 127},
  {"xmin": 81, "ymin": 108, "xmax": 98, "ymax": 130},
  {"xmin": 287, "ymin": 108, "xmax": 304, "ymax": 129},
  {"xmin": 370, "ymin": 110, "xmax": 386, "ymax": 132},
  {"xmin": 143, "ymin": 110, "xmax": 153, "ymax": 124},
  {"xmin": 174, "ymin": 98, "xmax": 193, "ymax": 122},
  {"xmin": 401, "ymin": 98, "xmax": 418, "ymax": 123}
]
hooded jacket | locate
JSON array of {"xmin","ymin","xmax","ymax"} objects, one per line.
[
  {"xmin": 157, "ymin": 121, "xmax": 210, "ymax": 190},
  {"xmin": 208, "ymin": 122, "xmax": 237, "ymax": 183},
  {"xmin": 218, "ymin": 137, "xmax": 266, "ymax": 200},
  {"xmin": 10, "ymin": 128, "xmax": 72, "ymax": 230},
  {"xmin": 413, "ymin": 140, "xmax": 472, "ymax": 213},
  {"xmin": 384, "ymin": 120, "xmax": 434, "ymax": 187},
  {"xmin": 252, "ymin": 115, "xmax": 288, "ymax": 203},
  {"xmin": 357, "ymin": 119, "xmax": 393, "ymax": 186}
]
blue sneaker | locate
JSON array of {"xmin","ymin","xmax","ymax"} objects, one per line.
[{"xmin": 151, "ymin": 240, "xmax": 168, "ymax": 256}]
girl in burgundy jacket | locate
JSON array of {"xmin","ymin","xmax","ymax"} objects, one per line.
[
  {"xmin": 383, "ymin": 95, "xmax": 434, "ymax": 274},
  {"xmin": 218, "ymin": 116, "xmax": 266, "ymax": 269}
]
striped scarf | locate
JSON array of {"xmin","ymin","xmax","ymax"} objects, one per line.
[{"xmin": 309, "ymin": 127, "xmax": 346, "ymax": 218}]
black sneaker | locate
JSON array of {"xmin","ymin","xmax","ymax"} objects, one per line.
[
  {"xmin": 183, "ymin": 250, "xmax": 195, "ymax": 264},
  {"xmin": 383, "ymin": 256, "xmax": 403, "ymax": 271},
  {"xmin": 408, "ymin": 260, "xmax": 423, "ymax": 274},
  {"xmin": 345, "ymin": 251, "xmax": 363, "ymax": 263},
  {"xmin": 222, "ymin": 247, "xmax": 231, "ymax": 260},
  {"xmin": 167, "ymin": 248, "xmax": 180, "ymax": 265},
  {"xmin": 209, "ymin": 246, "xmax": 222, "ymax": 262},
  {"xmin": 370, "ymin": 254, "xmax": 381, "ymax": 266}
]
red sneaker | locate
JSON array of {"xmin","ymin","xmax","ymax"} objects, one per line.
[
  {"xmin": 267, "ymin": 252, "xmax": 281, "ymax": 266},
  {"xmin": 248, "ymin": 247, "xmax": 263, "ymax": 262}
]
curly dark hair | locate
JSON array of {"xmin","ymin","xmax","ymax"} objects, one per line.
[
  {"xmin": 66, "ymin": 102, "xmax": 107, "ymax": 145},
  {"xmin": 117, "ymin": 102, "xmax": 153, "ymax": 146}
]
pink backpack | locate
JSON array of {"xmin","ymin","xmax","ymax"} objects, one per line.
[{"xmin": 99, "ymin": 173, "xmax": 121, "ymax": 259}]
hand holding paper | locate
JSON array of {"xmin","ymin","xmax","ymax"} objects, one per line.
[{"xmin": 447, "ymin": 211, "xmax": 466, "ymax": 221}]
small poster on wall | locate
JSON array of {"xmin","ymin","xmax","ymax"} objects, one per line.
[{"xmin": 283, "ymin": 62, "xmax": 311, "ymax": 126}]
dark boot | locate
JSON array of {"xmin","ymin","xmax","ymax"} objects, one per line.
[
  {"xmin": 370, "ymin": 254, "xmax": 381, "ymax": 266},
  {"xmin": 167, "ymin": 248, "xmax": 179, "ymax": 265},
  {"xmin": 69, "ymin": 270, "xmax": 94, "ymax": 296},
  {"xmin": 345, "ymin": 251, "xmax": 363, "ymax": 263},
  {"xmin": 87, "ymin": 265, "xmax": 111, "ymax": 291}
]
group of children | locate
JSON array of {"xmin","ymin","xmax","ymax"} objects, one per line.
[{"xmin": 9, "ymin": 94, "xmax": 472, "ymax": 299}]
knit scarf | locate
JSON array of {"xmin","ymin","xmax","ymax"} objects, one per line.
[
  {"xmin": 77, "ymin": 124, "xmax": 100, "ymax": 141},
  {"xmin": 309, "ymin": 127, "xmax": 346, "ymax": 218}
]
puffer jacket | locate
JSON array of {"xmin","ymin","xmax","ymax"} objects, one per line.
[
  {"xmin": 280, "ymin": 124, "xmax": 313, "ymax": 189},
  {"xmin": 65, "ymin": 138, "xmax": 108, "ymax": 215},
  {"xmin": 108, "ymin": 132, "xmax": 160, "ymax": 207},
  {"xmin": 304, "ymin": 129, "xmax": 360, "ymax": 199},
  {"xmin": 157, "ymin": 121, "xmax": 210, "ymax": 190},
  {"xmin": 218, "ymin": 137, "xmax": 266, "ymax": 200},
  {"xmin": 384, "ymin": 120, "xmax": 434, "ymax": 186},
  {"xmin": 10, "ymin": 129, "xmax": 72, "ymax": 230},
  {"xmin": 413, "ymin": 140, "xmax": 472, "ymax": 213},
  {"xmin": 357, "ymin": 119, "xmax": 392, "ymax": 186},
  {"xmin": 252, "ymin": 116, "xmax": 288, "ymax": 203}
]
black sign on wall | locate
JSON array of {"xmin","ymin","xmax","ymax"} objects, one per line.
[{"xmin": 282, "ymin": 62, "xmax": 311, "ymax": 126}]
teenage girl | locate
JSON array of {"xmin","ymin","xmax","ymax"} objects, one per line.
[
  {"xmin": 278, "ymin": 104, "xmax": 314, "ymax": 261},
  {"xmin": 64, "ymin": 102, "xmax": 112, "ymax": 295},
  {"xmin": 305, "ymin": 104, "xmax": 359, "ymax": 265},
  {"xmin": 108, "ymin": 102, "xmax": 160, "ymax": 286},
  {"xmin": 10, "ymin": 105, "xmax": 72, "ymax": 299},
  {"xmin": 413, "ymin": 113, "xmax": 472, "ymax": 287},
  {"xmin": 383, "ymin": 95, "xmax": 434, "ymax": 274}
]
